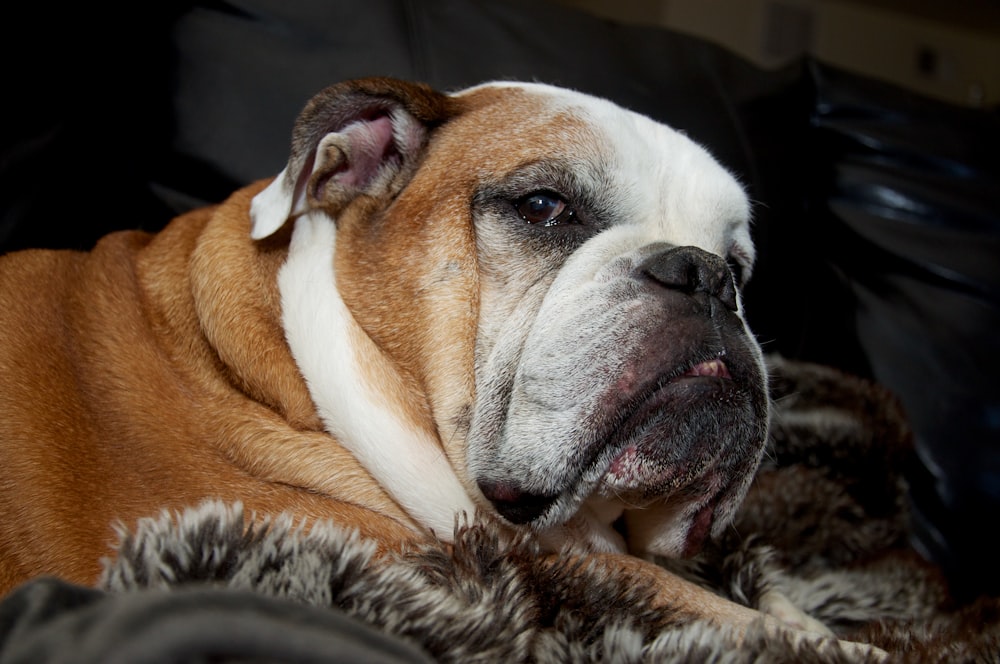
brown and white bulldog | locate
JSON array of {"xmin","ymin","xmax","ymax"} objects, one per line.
[{"xmin": 0, "ymin": 77, "xmax": 818, "ymax": 640}]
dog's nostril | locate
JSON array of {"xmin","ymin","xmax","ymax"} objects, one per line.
[
  {"xmin": 478, "ymin": 481, "xmax": 557, "ymax": 525},
  {"xmin": 639, "ymin": 245, "xmax": 738, "ymax": 311}
]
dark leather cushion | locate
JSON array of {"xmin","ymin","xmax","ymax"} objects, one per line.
[{"xmin": 804, "ymin": 61, "xmax": 1000, "ymax": 598}]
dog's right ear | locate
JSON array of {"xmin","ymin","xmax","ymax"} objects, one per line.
[{"xmin": 250, "ymin": 78, "xmax": 459, "ymax": 240}]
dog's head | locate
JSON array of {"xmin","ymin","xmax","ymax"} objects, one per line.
[{"xmin": 250, "ymin": 78, "xmax": 768, "ymax": 557}]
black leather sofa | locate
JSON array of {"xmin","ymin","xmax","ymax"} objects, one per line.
[{"xmin": 4, "ymin": 0, "xmax": 998, "ymax": 605}]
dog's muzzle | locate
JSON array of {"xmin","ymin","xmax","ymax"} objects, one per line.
[{"xmin": 473, "ymin": 244, "xmax": 768, "ymax": 550}]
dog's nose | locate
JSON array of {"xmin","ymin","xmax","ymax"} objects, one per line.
[
  {"xmin": 638, "ymin": 245, "xmax": 738, "ymax": 311},
  {"xmin": 478, "ymin": 480, "xmax": 557, "ymax": 525}
]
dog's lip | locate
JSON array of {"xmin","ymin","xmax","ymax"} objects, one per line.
[
  {"xmin": 679, "ymin": 357, "xmax": 731, "ymax": 379},
  {"xmin": 483, "ymin": 354, "xmax": 744, "ymax": 528},
  {"xmin": 683, "ymin": 501, "xmax": 718, "ymax": 556},
  {"xmin": 595, "ymin": 355, "xmax": 735, "ymax": 495}
]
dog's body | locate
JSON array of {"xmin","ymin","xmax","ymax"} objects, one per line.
[{"xmin": 0, "ymin": 77, "xmax": 845, "ymax": 644}]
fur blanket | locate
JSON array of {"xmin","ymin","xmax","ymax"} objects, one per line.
[{"xmin": 94, "ymin": 357, "xmax": 999, "ymax": 662}]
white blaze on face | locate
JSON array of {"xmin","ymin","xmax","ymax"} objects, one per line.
[{"xmin": 540, "ymin": 83, "xmax": 753, "ymax": 285}]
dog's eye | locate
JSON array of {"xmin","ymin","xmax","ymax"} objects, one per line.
[
  {"xmin": 726, "ymin": 255, "xmax": 747, "ymax": 288},
  {"xmin": 515, "ymin": 192, "xmax": 576, "ymax": 226}
]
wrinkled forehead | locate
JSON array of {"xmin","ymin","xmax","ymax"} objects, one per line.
[{"xmin": 453, "ymin": 82, "xmax": 752, "ymax": 254}]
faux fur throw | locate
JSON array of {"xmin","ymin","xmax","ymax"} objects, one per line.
[{"xmin": 100, "ymin": 357, "xmax": 1000, "ymax": 662}]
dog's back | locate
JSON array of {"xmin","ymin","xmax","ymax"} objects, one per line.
[{"xmin": 0, "ymin": 206, "xmax": 414, "ymax": 593}]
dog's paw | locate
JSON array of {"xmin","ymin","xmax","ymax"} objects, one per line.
[
  {"xmin": 759, "ymin": 589, "xmax": 834, "ymax": 636},
  {"xmin": 756, "ymin": 592, "xmax": 888, "ymax": 661}
]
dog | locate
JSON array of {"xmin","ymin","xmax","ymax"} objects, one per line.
[{"xmin": 0, "ymin": 77, "xmax": 845, "ymax": 646}]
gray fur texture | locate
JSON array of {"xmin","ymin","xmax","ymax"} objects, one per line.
[{"xmin": 102, "ymin": 357, "xmax": 1000, "ymax": 662}]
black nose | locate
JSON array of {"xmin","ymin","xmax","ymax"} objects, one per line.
[
  {"xmin": 478, "ymin": 481, "xmax": 557, "ymax": 525},
  {"xmin": 638, "ymin": 245, "xmax": 738, "ymax": 311}
]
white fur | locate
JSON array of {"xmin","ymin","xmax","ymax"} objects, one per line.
[
  {"xmin": 460, "ymin": 81, "xmax": 754, "ymax": 282},
  {"xmin": 249, "ymin": 168, "xmax": 297, "ymax": 240},
  {"xmin": 277, "ymin": 212, "xmax": 476, "ymax": 538}
]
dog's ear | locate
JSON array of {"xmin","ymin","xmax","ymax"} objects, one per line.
[{"xmin": 250, "ymin": 78, "xmax": 458, "ymax": 240}]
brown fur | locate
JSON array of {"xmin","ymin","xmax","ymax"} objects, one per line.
[{"xmin": 0, "ymin": 185, "xmax": 415, "ymax": 592}]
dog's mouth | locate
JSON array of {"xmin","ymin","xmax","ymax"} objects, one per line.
[
  {"xmin": 469, "ymin": 239, "xmax": 770, "ymax": 555},
  {"xmin": 479, "ymin": 354, "xmax": 753, "ymax": 536},
  {"xmin": 601, "ymin": 357, "xmax": 733, "ymax": 495}
]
